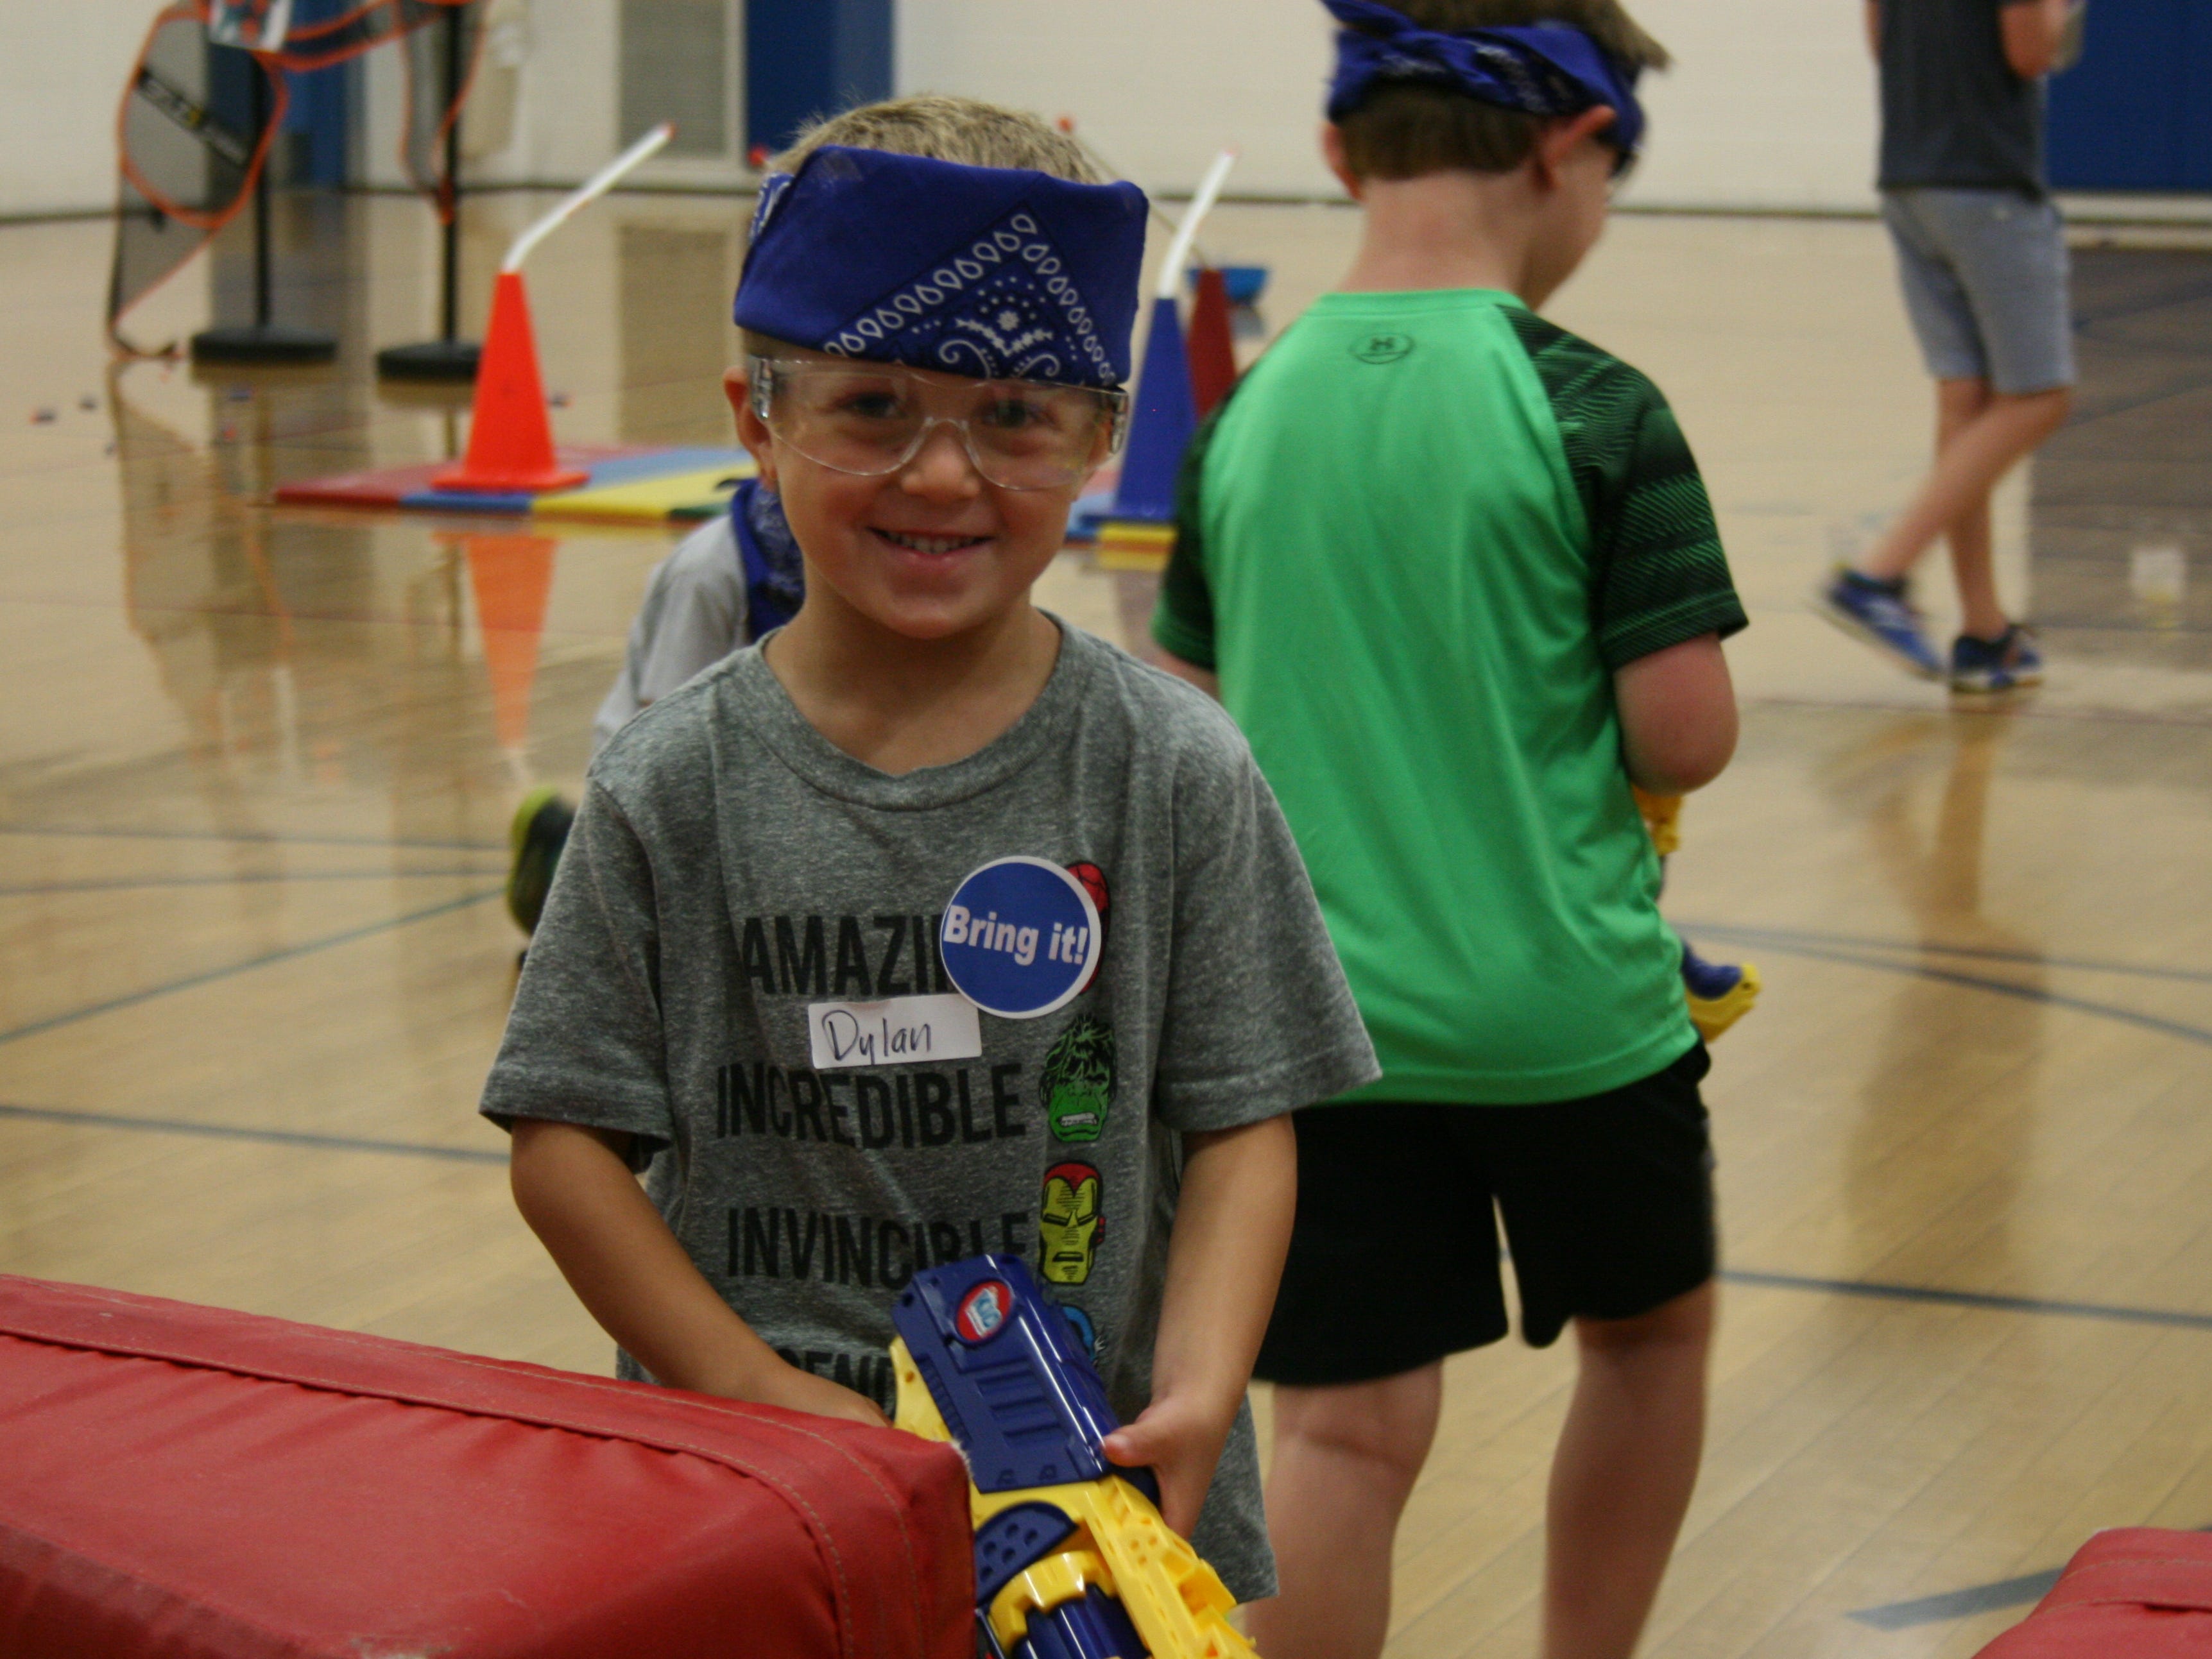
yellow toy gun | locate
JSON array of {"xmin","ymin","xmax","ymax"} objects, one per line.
[{"xmin": 889, "ymin": 1254, "xmax": 1259, "ymax": 1659}]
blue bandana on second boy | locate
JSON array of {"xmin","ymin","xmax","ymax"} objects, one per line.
[
  {"xmin": 733, "ymin": 146, "xmax": 1149, "ymax": 390},
  {"xmin": 727, "ymin": 477, "xmax": 804, "ymax": 637},
  {"xmin": 1321, "ymin": 0, "xmax": 1647, "ymax": 159}
]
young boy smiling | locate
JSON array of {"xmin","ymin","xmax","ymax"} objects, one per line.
[{"xmin": 480, "ymin": 98, "xmax": 1378, "ymax": 1602}]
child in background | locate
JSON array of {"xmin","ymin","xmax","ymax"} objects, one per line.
[
  {"xmin": 1151, "ymin": 3, "xmax": 1745, "ymax": 1655},
  {"xmin": 481, "ymin": 95, "xmax": 1379, "ymax": 1604},
  {"xmin": 504, "ymin": 474, "xmax": 800, "ymax": 937}
]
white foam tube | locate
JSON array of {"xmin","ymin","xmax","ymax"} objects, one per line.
[
  {"xmin": 1154, "ymin": 149, "xmax": 1239, "ymax": 301},
  {"xmin": 501, "ymin": 123, "xmax": 674, "ymax": 274}
]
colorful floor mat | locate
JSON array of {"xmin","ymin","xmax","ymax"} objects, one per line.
[
  {"xmin": 535, "ymin": 456, "xmax": 755, "ymax": 524},
  {"xmin": 273, "ymin": 447, "xmax": 753, "ymax": 524}
]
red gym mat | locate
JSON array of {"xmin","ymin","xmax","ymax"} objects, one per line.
[
  {"xmin": 1974, "ymin": 1528, "xmax": 2212, "ymax": 1656},
  {"xmin": 0, "ymin": 1275, "xmax": 972, "ymax": 1659}
]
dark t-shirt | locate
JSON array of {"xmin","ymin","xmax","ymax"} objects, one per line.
[{"xmin": 1879, "ymin": 0, "xmax": 2047, "ymax": 195}]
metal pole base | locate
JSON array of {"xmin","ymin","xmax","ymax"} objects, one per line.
[
  {"xmin": 375, "ymin": 338, "xmax": 483, "ymax": 381},
  {"xmin": 189, "ymin": 325, "xmax": 338, "ymax": 366}
]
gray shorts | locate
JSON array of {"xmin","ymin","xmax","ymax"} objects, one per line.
[{"xmin": 1880, "ymin": 187, "xmax": 2075, "ymax": 395}]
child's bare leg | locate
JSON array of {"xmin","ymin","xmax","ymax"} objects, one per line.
[
  {"xmin": 1247, "ymin": 1363, "xmax": 1443, "ymax": 1659},
  {"xmin": 1857, "ymin": 382, "xmax": 2070, "ymax": 631},
  {"xmin": 1543, "ymin": 1282, "xmax": 1715, "ymax": 1659}
]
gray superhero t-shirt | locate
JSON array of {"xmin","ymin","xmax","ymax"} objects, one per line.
[{"xmin": 481, "ymin": 621, "xmax": 1379, "ymax": 1600}]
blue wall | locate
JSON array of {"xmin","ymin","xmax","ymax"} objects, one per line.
[
  {"xmin": 281, "ymin": 54, "xmax": 352, "ymax": 189},
  {"xmin": 2048, "ymin": 0, "xmax": 2212, "ymax": 192},
  {"xmin": 207, "ymin": 0, "xmax": 354, "ymax": 188},
  {"xmin": 744, "ymin": 0, "xmax": 894, "ymax": 161}
]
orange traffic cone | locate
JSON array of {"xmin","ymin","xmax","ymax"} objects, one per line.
[
  {"xmin": 434, "ymin": 272, "xmax": 587, "ymax": 494},
  {"xmin": 461, "ymin": 532, "xmax": 558, "ymax": 755},
  {"xmin": 1187, "ymin": 266, "xmax": 1239, "ymax": 418}
]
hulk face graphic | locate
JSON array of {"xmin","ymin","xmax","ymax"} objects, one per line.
[
  {"xmin": 1038, "ymin": 1161, "xmax": 1102, "ymax": 1286},
  {"xmin": 1040, "ymin": 1016, "xmax": 1115, "ymax": 1143}
]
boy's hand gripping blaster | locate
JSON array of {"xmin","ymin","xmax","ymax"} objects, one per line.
[{"xmin": 889, "ymin": 1255, "xmax": 1259, "ymax": 1659}]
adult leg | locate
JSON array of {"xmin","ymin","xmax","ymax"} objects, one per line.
[
  {"xmin": 1543, "ymin": 1280, "xmax": 1716, "ymax": 1659},
  {"xmin": 1930, "ymin": 379, "xmax": 2001, "ymax": 639},
  {"xmin": 1861, "ymin": 189, "xmax": 2073, "ymax": 619},
  {"xmin": 1247, "ymin": 1363, "xmax": 1444, "ymax": 1659},
  {"xmin": 1857, "ymin": 383, "xmax": 2070, "ymax": 631}
]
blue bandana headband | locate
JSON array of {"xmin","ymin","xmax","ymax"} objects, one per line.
[
  {"xmin": 1322, "ymin": 0, "xmax": 1646, "ymax": 159},
  {"xmin": 733, "ymin": 146, "xmax": 1149, "ymax": 389}
]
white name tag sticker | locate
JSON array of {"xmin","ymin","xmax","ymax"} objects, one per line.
[{"xmin": 807, "ymin": 994, "xmax": 982, "ymax": 1071}]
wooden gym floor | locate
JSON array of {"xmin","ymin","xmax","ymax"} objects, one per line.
[{"xmin": 3, "ymin": 192, "xmax": 2210, "ymax": 1657}]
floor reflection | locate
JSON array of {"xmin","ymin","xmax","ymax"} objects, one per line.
[
  {"xmin": 114, "ymin": 365, "xmax": 299, "ymax": 858},
  {"xmin": 107, "ymin": 362, "xmax": 520, "ymax": 847},
  {"xmin": 1828, "ymin": 710, "xmax": 2043, "ymax": 1284},
  {"xmin": 2032, "ymin": 245, "xmax": 2212, "ymax": 669}
]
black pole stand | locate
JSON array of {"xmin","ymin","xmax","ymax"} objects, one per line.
[
  {"xmin": 191, "ymin": 49, "xmax": 338, "ymax": 366},
  {"xmin": 377, "ymin": 6, "xmax": 480, "ymax": 381}
]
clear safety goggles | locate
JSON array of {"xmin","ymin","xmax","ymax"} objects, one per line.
[{"xmin": 748, "ymin": 357, "xmax": 1127, "ymax": 491}]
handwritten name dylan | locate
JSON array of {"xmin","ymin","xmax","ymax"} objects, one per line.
[{"xmin": 808, "ymin": 993, "xmax": 982, "ymax": 1072}]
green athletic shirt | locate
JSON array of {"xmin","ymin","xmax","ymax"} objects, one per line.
[{"xmin": 1151, "ymin": 289, "xmax": 1747, "ymax": 1103}]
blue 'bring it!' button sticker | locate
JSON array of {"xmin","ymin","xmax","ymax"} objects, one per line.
[{"xmin": 939, "ymin": 857, "xmax": 1101, "ymax": 1020}]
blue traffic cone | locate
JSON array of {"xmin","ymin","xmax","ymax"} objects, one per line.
[{"xmin": 1111, "ymin": 294, "xmax": 1197, "ymax": 523}]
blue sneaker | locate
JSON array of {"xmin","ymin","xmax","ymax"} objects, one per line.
[
  {"xmin": 1818, "ymin": 567, "xmax": 1943, "ymax": 679},
  {"xmin": 1950, "ymin": 625, "xmax": 2043, "ymax": 692}
]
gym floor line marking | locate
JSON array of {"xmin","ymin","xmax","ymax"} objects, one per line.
[
  {"xmin": 8, "ymin": 1093, "xmax": 2207, "ymax": 1332},
  {"xmin": 1848, "ymin": 1526, "xmax": 2212, "ymax": 1629},
  {"xmin": 43, "ymin": 593, "xmax": 628, "ymax": 645},
  {"xmin": 1721, "ymin": 1268, "xmax": 2212, "ymax": 1334},
  {"xmin": 0, "ymin": 870, "xmax": 502, "ymax": 895},
  {"xmin": 0, "ymin": 1102, "xmax": 506, "ymax": 1165},
  {"xmin": 0, "ymin": 888, "xmax": 504, "ymax": 1049},
  {"xmin": 1849, "ymin": 1567, "xmax": 2064, "ymax": 1630},
  {"xmin": 1689, "ymin": 934, "xmax": 2212, "ymax": 1049},
  {"xmin": 1746, "ymin": 693, "xmax": 2212, "ymax": 730},
  {"xmin": 2062, "ymin": 372, "xmax": 2212, "ymax": 431},
  {"xmin": 0, "ymin": 824, "xmax": 504, "ymax": 853},
  {"xmin": 1680, "ymin": 919, "xmax": 2212, "ymax": 987},
  {"xmin": 2011, "ymin": 614, "xmax": 2212, "ymax": 636},
  {"xmin": 2072, "ymin": 276, "xmax": 2212, "ymax": 328}
]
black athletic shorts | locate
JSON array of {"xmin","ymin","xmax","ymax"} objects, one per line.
[{"xmin": 1255, "ymin": 1042, "xmax": 1716, "ymax": 1387}]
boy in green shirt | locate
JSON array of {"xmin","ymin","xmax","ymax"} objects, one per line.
[{"xmin": 1151, "ymin": 3, "xmax": 1745, "ymax": 1655}]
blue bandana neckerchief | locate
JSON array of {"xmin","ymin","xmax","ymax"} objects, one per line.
[
  {"xmin": 1322, "ymin": 0, "xmax": 1646, "ymax": 159},
  {"xmin": 733, "ymin": 146, "xmax": 1148, "ymax": 389},
  {"xmin": 728, "ymin": 477, "xmax": 804, "ymax": 638}
]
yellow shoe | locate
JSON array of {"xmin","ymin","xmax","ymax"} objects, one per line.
[{"xmin": 1683, "ymin": 948, "xmax": 1760, "ymax": 1043}]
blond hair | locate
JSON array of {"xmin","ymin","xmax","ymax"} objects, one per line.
[
  {"xmin": 1335, "ymin": 0, "xmax": 1668, "ymax": 181},
  {"xmin": 768, "ymin": 93, "xmax": 1102, "ymax": 183}
]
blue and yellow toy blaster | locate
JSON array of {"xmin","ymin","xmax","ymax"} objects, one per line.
[{"xmin": 889, "ymin": 1254, "xmax": 1260, "ymax": 1659}]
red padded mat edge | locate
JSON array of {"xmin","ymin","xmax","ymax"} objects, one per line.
[{"xmin": 0, "ymin": 1275, "xmax": 972, "ymax": 1659}]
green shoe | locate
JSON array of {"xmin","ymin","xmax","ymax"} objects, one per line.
[{"xmin": 506, "ymin": 786, "xmax": 575, "ymax": 935}]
